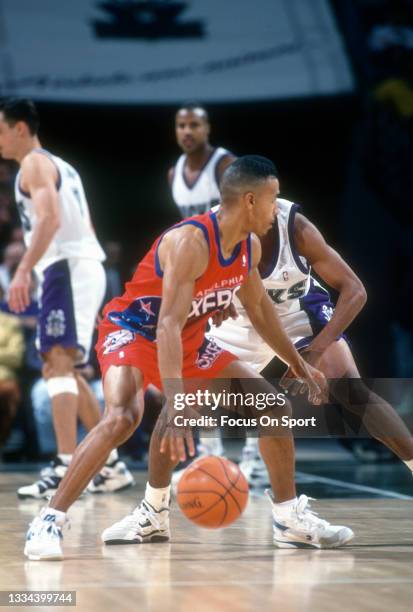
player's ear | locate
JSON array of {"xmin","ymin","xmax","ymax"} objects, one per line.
[
  {"xmin": 15, "ymin": 121, "xmax": 28, "ymax": 137},
  {"xmin": 244, "ymin": 191, "xmax": 255, "ymax": 210}
]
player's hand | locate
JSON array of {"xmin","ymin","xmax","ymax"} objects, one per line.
[
  {"xmin": 8, "ymin": 267, "xmax": 31, "ymax": 313},
  {"xmin": 280, "ymin": 358, "xmax": 328, "ymax": 405},
  {"xmin": 211, "ymin": 302, "xmax": 238, "ymax": 328},
  {"xmin": 159, "ymin": 399, "xmax": 196, "ymax": 463},
  {"xmin": 300, "ymin": 346, "xmax": 325, "ymax": 369}
]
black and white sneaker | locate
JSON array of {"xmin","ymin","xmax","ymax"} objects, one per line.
[
  {"xmin": 101, "ymin": 499, "xmax": 170, "ymax": 544},
  {"xmin": 17, "ymin": 458, "xmax": 67, "ymax": 500},
  {"xmin": 87, "ymin": 460, "xmax": 134, "ymax": 494}
]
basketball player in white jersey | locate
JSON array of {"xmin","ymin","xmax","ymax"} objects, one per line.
[
  {"xmin": 0, "ymin": 99, "xmax": 133, "ymax": 497},
  {"xmin": 169, "ymin": 103, "xmax": 235, "ymax": 218},
  {"xmin": 210, "ymin": 194, "xmax": 413, "ymax": 477}
]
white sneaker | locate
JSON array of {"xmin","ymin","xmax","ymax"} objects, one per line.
[
  {"xmin": 87, "ymin": 460, "xmax": 135, "ymax": 494},
  {"xmin": 24, "ymin": 510, "xmax": 67, "ymax": 561},
  {"xmin": 18, "ymin": 461, "xmax": 67, "ymax": 500},
  {"xmin": 266, "ymin": 491, "xmax": 354, "ymax": 549},
  {"xmin": 102, "ymin": 499, "xmax": 170, "ymax": 544},
  {"xmin": 239, "ymin": 448, "xmax": 269, "ymax": 488}
]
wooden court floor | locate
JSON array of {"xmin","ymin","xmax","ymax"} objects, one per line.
[{"xmin": 0, "ymin": 471, "xmax": 412, "ymax": 612}]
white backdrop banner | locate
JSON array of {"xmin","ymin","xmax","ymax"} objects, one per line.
[{"xmin": 0, "ymin": 0, "xmax": 354, "ymax": 103}]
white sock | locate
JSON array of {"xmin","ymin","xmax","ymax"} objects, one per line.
[
  {"xmin": 106, "ymin": 449, "xmax": 119, "ymax": 465},
  {"xmin": 40, "ymin": 506, "xmax": 66, "ymax": 525},
  {"xmin": 403, "ymin": 458, "xmax": 413, "ymax": 472},
  {"xmin": 145, "ymin": 482, "xmax": 170, "ymax": 510},
  {"xmin": 57, "ymin": 453, "xmax": 72, "ymax": 466}
]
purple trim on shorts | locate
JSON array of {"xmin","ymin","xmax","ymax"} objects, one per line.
[
  {"xmin": 288, "ymin": 204, "xmax": 310, "ymax": 275},
  {"xmin": 299, "ymin": 278, "xmax": 346, "ymax": 343},
  {"xmin": 38, "ymin": 259, "xmax": 82, "ymax": 355}
]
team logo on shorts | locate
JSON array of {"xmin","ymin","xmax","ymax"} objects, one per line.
[
  {"xmin": 197, "ymin": 338, "xmax": 223, "ymax": 370},
  {"xmin": 322, "ymin": 304, "xmax": 334, "ymax": 321},
  {"xmin": 45, "ymin": 309, "xmax": 66, "ymax": 338},
  {"xmin": 103, "ymin": 330, "xmax": 135, "ymax": 355}
]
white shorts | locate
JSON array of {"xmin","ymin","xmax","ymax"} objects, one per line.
[
  {"xmin": 210, "ymin": 282, "xmax": 339, "ymax": 373},
  {"xmin": 36, "ymin": 258, "xmax": 106, "ymax": 364}
]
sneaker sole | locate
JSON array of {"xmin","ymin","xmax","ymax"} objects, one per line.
[
  {"xmin": 274, "ymin": 528, "xmax": 355, "ymax": 550},
  {"xmin": 17, "ymin": 491, "xmax": 55, "ymax": 500},
  {"xmin": 26, "ymin": 553, "xmax": 63, "ymax": 561},
  {"xmin": 88, "ymin": 479, "xmax": 135, "ymax": 494},
  {"xmin": 103, "ymin": 533, "xmax": 169, "ymax": 545}
]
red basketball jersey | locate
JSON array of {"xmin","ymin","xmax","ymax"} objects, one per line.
[{"xmin": 103, "ymin": 210, "xmax": 252, "ymax": 354}]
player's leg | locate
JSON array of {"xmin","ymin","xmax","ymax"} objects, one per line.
[
  {"xmin": 103, "ymin": 349, "xmax": 352, "ymax": 549},
  {"xmin": 318, "ymin": 339, "xmax": 413, "ymax": 466},
  {"xmin": 24, "ymin": 364, "xmax": 144, "ymax": 560},
  {"xmin": 17, "ymin": 345, "xmax": 80, "ymax": 500},
  {"xmin": 45, "ymin": 346, "xmax": 79, "ymax": 456},
  {"xmin": 76, "ymin": 373, "xmax": 135, "ymax": 493}
]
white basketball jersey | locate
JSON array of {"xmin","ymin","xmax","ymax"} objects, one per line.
[
  {"xmin": 211, "ymin": 199, "xmax": 334, "ymax": 370},
  {"xmin": 15, "ymin": 149, "xmax": 105, "ymax": 274},
  {"xmin": 233, "ymin": 198, "xmax": 312, "ymax": 325},
  {"xmin": 171, "ymin": 147, "xmax": 230, "ymax": 218}
]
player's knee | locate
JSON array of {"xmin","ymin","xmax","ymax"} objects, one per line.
[
  {"xmin": 102, "ymin": 408, "xmax": 140, "ymax": 440},
  {"xmin": 43, "ymin": 346, "xmax": 76, "ymax": 378}
]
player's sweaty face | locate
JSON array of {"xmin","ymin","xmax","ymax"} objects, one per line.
[
  {"xmin": 0, "ymin": 114, "xmax": 17, "ymax": 159},
  {"xmin": 251, "ymin": 178, "xmax": 279, "ymax": 236},
  {"xmin": 176, "ymin": 110, "xmax": 209, "ymax": 153}
]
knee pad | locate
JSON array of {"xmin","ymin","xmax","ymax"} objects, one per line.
[{"xmin": 46, "ymin": 376, "xmax": 79, "ymax": 398}]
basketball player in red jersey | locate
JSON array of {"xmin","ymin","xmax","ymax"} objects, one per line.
[
  {"xmin": 169, "ymin": 103, "xmax": 268, "ymax": 481},
  {"xmin": 24, "ymin": 156, "xmax": 355, "ymax": 560}
]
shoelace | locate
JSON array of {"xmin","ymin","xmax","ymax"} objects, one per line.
[
  {"xmin": 35, "ymin": 475, "xmax": 61, "ymax": 489},
  {"xmin": 294, "ymin": 496, "xmax": 330, "ymax": 531}
]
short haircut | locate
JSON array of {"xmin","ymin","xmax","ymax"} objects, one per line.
[
  {"xmin": 176, "ymin": 102, "xmax": 209, "ymax": 122},
  {"xmin": 0, "ymin": 98, "xmax": 39, "ymax": 135},
  {"xmin": 220, "ymin": 155, "xmax": 278, "ymax": 196}
]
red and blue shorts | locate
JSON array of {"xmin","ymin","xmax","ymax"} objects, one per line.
[{"xmin": 95, "ymin": 318, "xmax": 238, "ymax": 391}]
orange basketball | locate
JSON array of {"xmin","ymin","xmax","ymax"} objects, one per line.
[{"xmin": 176, "ymin": 456, "xmax": 249, "ymax": 529}]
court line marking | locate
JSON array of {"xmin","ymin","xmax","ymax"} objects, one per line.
[
  {"xmin": 26, "ymin": 578, "xmax": 413, "ymax": 588},
  {"xmin": 295, "ymin": 471, "xmax": 413, "ymax": 500}
]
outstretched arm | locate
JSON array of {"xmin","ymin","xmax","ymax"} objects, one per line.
[{"xmin": 294, "ymin": 213, "xmax": 367, "ymax": 360}]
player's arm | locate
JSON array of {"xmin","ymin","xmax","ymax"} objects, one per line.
[
  {"xmin": 156, "ymin": 226, "xmax": 209, "ymax": 459},
  {"xmin": 8, "ymin": 153, "xmax": 60, "ymax": 313},
  {"xmin": 237, "ymin": 235, "xmax": 326, "ymax": 403},
  {"xmin": 294, "ymin": 213, "xmax": 367, "ymax": 358}
]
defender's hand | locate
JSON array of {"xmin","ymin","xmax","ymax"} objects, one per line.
[
  {"xmin": 280, "ymin": 358, "xmax": 328, "ymax": 405},
  {"xmin": 211, "ymin": 302, "xmax": 238, "ymax": 328}
]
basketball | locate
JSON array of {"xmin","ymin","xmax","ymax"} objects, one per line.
[{"xmin": 176, "ymin": 456, "xmax": 249, "ymax": 529}]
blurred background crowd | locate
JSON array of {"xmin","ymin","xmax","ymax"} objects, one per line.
[{"xmin": 0, "ymin": 0, "xmax": 412, "ymax": 463}]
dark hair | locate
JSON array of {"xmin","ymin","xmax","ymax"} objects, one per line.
[
  {"xmin": 221, "ymin": 155, "xmax": 278, "ymax": 194},
  {"xmin": 176, "ymin": 102, "xmax": 209, "ymax": 122},
  {"xmin": 0, "ymin": 98, "xmax": 39, "ymax": 135}
]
